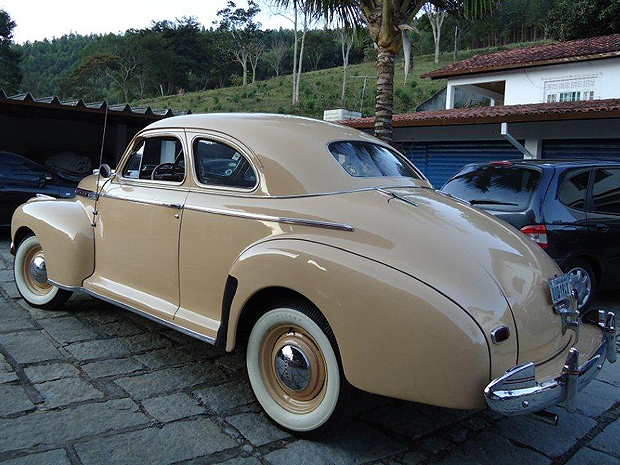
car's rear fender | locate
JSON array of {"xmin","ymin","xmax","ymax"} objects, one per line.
[
  {"xmin": 11, "ymin": 198, "xmax": 94, "ymax": 288},
  {"xmin": 226, "ymin": 238, "xmax": 491, "ymax": 409}
]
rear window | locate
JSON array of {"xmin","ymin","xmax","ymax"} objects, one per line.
[
  {"xmin": 442, "ymin": 164, "xmax": 542, "ymax": 210},
  {"xmin": 328, "ymin": 141, "xmax": 421, "ymax": 179}
]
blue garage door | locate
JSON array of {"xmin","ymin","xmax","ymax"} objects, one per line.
[
  {"xmin": 396, "ymin": 141, "xmax": 522, "ymax": 188},
  {"xmin": 542, "ymin": 139, "xmax": 620, "ymax": 160}
]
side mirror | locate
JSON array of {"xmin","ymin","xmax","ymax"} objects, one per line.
[{"xmin": 98, "ymin": 164, "xmax": 113, "ymax": 179}]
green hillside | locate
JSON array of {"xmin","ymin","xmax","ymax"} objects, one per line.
[{"xmin": 137, "ymin": 43, "xmax": 547, "ymax": 119}]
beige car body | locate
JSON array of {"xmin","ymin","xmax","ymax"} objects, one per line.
[{"xmin": 11, "ymin": 114, "xmax": 606, "ymax": 410}]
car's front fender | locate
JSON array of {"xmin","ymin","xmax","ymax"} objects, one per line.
[
  {"xmin": 11, "ymin": 198, "xmax": 94, "ymax": 288},
  {"xmin": 227, "ymin": 238, "xmax": 490, "ymax": 410}
]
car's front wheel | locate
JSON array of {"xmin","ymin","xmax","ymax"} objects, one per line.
[
  {"xmin": 246, "ymin": 300, "xmax": 352, "ymax": 435},
  {"xmin": 13, "ymin": 234, "xmax": 72, "ymax": 309}
]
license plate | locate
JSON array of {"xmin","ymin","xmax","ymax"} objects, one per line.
[{"xmin": 549, "ymin": 274, "xmax": 572, "ymax": 305}]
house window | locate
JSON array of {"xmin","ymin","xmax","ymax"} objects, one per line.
[
  {"xmin": 547, "ymin": 94, "xmax": 558, "ymax": 103},
  {"xmin": 583, "ymin": 91, "xmax": 595, "ymax": 100},
  {"xmin": 559, "ymin": 91, "xmax": 581, "ymax": 102}
]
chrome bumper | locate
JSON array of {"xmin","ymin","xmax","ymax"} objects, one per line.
[{"xmin": 484, "ymin": 311, "xmax": 616, "ymax": 416}]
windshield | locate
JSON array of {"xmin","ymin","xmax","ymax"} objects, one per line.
[
  {"xmin": 442, "ymin": 164, "xmax": 542, "ymax": 211},
  {"xmin": 329, "ymin": 141, "xmax": 422, "ymax": 180}
]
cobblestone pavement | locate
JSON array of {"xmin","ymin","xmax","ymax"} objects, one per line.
[{"xmin": 1, "ymin": 233, "xmax": 619, "ymax": 465}]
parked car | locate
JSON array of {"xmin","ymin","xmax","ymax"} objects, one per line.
[
  {"xmin": 0, "ymin": 151, "xmax": 76, "ymax": 226},
  {"xmin": 10, "ymin": 115, "xmax": 616, "ymax": 434},
  {"xmin": 442, "ymin": 159, "xmax": 620, "ymax": 312}
]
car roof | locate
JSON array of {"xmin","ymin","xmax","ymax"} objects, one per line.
[
  {"xmin": 142, "ymin": 113, "xmax": 428, "ymax": 196},
  {"xmin": 464, "ymin": 159, "xmax": 619, "ymax": 169}
]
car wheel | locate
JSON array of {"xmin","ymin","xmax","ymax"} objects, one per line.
[
  {"xmin": 13, "ymin": 234, "xmax": 72, "ymax": 309},
  {"xmin": 246, "ymin": 300, "xmax": 352, "ymax": 435},
  {"xmin": 561, "ymin": 259, "xmax": 596, "ymax": 313}
]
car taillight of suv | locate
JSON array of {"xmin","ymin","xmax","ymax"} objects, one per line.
[{"xmin": 520, "ymin": 225, "xmax": 548, "ymax": 249}]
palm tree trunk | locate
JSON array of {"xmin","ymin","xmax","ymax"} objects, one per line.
[{"xmin": 375, "ymin": 46, "xmax": 395, "ymax": 143}]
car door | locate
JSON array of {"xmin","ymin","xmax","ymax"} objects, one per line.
[
  {"xmin": 586, "ymin": 166, "xmax": 620, "ymax": 287},
  {"xmin": 175, "ymin": 132, "xmax": 261, "ymax": 339},
  {"xmin": 83, "ymin": 132, "xmax": 189, "ymax": 321}
]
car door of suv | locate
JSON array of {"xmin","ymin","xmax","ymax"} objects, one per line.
[
  {"xmin": 83, "ymin": 131, "xmax": 189, "ymax": 321},
  {"xmin": 586, "ymin": 166, "xmax": 620, "ymax": 287}
]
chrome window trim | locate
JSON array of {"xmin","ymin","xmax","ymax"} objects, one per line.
[
  {"xmin": 184, "ymin": 204, "xmax": 354, "ymax": 232},
  {"xmin": 101, "ymin": 193, "xmax": 182, "ymax": 209},
  {"xmin": 188, "ymin": 132, "xmax": 260, "ymax": 193}
]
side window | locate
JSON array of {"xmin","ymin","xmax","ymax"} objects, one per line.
[
  {"xmin": 558, "ymin": 169, "xmax": 590, "ymax": 210},
  {"xmin": 0, "ymin": 155, "xmax": 45, "ymax": 182},
  {"xmin": 193, "ymin": 139, "xmax": 256, "ymax": 189},
  {"xmin": 592, "ymin": 168, "xmax": 620, "ymax": 215},
  {"xmin": 122, "ymin": 137, "xmax": 185, "ymax": 182}
]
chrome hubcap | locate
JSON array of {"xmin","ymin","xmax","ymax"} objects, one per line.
[
  {"xmin": 568, "ymin": 267, "xmax": 591, "ymax": 309},
  {"xmin": 29, "ymin": 256, "xmax": 48, "ymax": 284},
  {"xmin": 274, "ymin": 344, "xmax": 312, "ymax": 392}
]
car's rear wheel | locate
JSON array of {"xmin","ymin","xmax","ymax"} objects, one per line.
[
  {"xmin": 561, "ymin": 258, "xmax": 596, "ymax": 312},
  {"xmin": 246, "ymin": 300, "xmax": 352, "ymax": 435},
  {"xmin": 13, "ymin": 235, "xmax": 72, "ymax": 309}
]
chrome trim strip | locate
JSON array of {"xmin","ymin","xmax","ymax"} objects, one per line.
[
  {"xmin": 75, "ymin": 188, "xmax": 99, "ymax": 201},
  {"xmin": 186, "ymin": 185, "xmax": 422, "ymax": 199},
  {"xmin": 184, "ymin": 204, "xmax": 354, "ymax": 231},
  {"xmin": 377, "ymin": 188, "xmax": 419, "ymax": 207},
  {"xmin": 101, "ymin": 193, "xmax": 182, "ymax": 209},
  {"xmin": 80, "ymin": 288, "xmax": 216, "ymax": 345},
  {"xmin": 47, "ymin": 279, "xmax": 81, "ymax": 292},
  {"xmin": 35, "ymin": 193, "xmax": 56, "ymax": 201}
]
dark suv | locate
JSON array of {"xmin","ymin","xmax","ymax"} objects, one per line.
[{"xmin": 441, "ymin": 159, "xmax": 620, "ymax": 311}]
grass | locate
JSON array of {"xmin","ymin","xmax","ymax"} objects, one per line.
[{"xmin": 137, "ymin": 41, "xmax": 548, "ymax": 119}]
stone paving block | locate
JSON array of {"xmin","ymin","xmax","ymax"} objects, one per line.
[
  {"xmin": 227, "ymin": 412, "xmax": 290, "ymax": 446},
  {"xmin": 97, "ymin": 320, "xmax": 144, "ymax": 337},
  {"xmin": 34, "ymin": 377, "xmax": 105, "ymax": 408},
  {"xmin": 81, "ymin": 358, "xmax": 143, "ymax": 378},
  {"xmin": 114, "ymin": 362, "xmax": 227, "ymax": 399},
  {"xmin": 0, "ymin": 302, "xmax": 28, "ymax": 319},
  {"xmin": 0, "ymin": 449, "xmax": 71, "ymax": 465},
  {"xmin": 37, "ymin": 316, "xmax": 99, "ymax": 343},
  {"xmin": 141, "ymin": 392, "xmax": 204, "ymax": 422},
  {"xmin": 0, "ymin": 371, "xmax": 18, "ymax": 383},
  {"xmin": 402, "ymin": 451, "xmax": 427, "ymax": 464},
  {"xmin": 0, "ymin": 331, "xmax": 64, "ymax": 364},
  {"xmin": 589, "ymin": 417, "xmax": 620, "ymax": 459},
  {"xmin": 566, "ymin": 447, "xmax": 620, "ymax": 465},
  {"xmin": 418, "ymin": 436, "xmax": 451, "ymax": 454},
  {"xmin": 1, "ymin": 281, "xmax": 21, "ymax": 299},
  {"xmin": 0, "ymin": 352, "xmax": 12, "ymax": 372},
  {"xmin": 264, "ymin": 422, "xmax": 407, "ymax": 465},
  {"xmin": 0, "ymin": 318, "xmax": 35, "ymax": 332},
  {"xmin": 0, "ymin": 398, "xmax": 148, "ymax": 452},
  {"xmin": 0, "ymin": 384, "xmax": 35, "ymax": 417},
  {"xmin": 496, "ymin": 407, "xmax": 596, "ymax": 457},
  {"xmin": 216, "ymin": 457, "xmax": 262, "ymax": 465},
  {"xmin": 0, "ymin": 269, "xmax": 13, "ymax": 282},
  {"xmin": 65, "ymin": 333, "xmax": 173, "ymax": 361},
  {"xmin": 24, "ymin": 362, "xmax": 81, "ymax": 383},
  {"xmin": 362, "ymin": 402, "xmax": 443, "ymax": 440},
  {"xmin": 575, "ymin": 379, "xmax": 620, "ymax": 418},
  {"xmin": 193, "ymin": 381, "xmax": 255, "ymax": 413},
  {"xmin": 598, "ymin": 361, "xmax": 620, "ymax": 389},
  {"xmin": 214, "ymin": 352, "xmax": 245, "ymax": 370},
  {"xmin": 21, "ymin": 302, "xmax": 69, "ymax": 320},
  {"xmin": 75, "ymin": 418, "xmax": 237, "ymax": 464},
  {"xmin": 436, "ymin": 432, "xmax": 551, "ymax": 465},
  {"xmin": 133, "ymin": 346, "xmax": 198, "ymax": 369}
]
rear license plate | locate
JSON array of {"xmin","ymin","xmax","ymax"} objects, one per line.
[{"xmin": 549, "ymin": 274, "xmax": 572, "ymax": 305}]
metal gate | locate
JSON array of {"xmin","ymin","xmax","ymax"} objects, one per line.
[
  {"xmin": 396, "ymin": 141, "xmax": 523, "ymax": 188},
  {"xmin": 542, "ymin": 139, "xmax": 620, "ymax": 160}
]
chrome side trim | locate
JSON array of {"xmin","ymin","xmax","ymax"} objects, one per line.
[
  {"xmin": 184, "ymin": 205, "xmax": 354, "ymax": 231},
  {"xmin": 47, "ymin": 279, "xmax": 81, "ymax": 292},
  {"xmin": 75, "ymin": 188, "xmax": 99, "ymax": 201},
  {"xmin": 377, "ymin": 188, "xmax": 419, "ymax": 207},
  {"xmin": 35, "ymin": 194, "xmax": 56, "ymax": 201},
  {"xmin": 80, "ymin": 287, "xmax": 216, "ymax": 345},
  {"xmin": 101, "ymin": 193, "xmax": 182, "ymax": 209}
]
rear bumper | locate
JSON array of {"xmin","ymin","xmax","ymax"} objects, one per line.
[{"xmin": 484, "ymin": 311, "xmax": 616, "ymax": 415}]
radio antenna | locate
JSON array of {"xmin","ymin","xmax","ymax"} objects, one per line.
[{"xmin": 92, "ymin": 103, "xmax": 109, "ymax": 227}]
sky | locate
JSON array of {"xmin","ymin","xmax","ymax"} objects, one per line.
[{"xmin": 1, "ymin": 0, "xmax": 292, "ymax": 44}]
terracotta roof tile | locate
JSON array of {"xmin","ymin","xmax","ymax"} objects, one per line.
[
  {"xmin": 422, "ymin": 34, "xmax": 620, "ymax": 79},
  {"xmin": 340, "ymin": 98, "xmax": 620, "ymax": 129}
]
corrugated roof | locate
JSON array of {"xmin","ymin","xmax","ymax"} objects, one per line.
[
  {"xmin": 422, "ymin": 34, "xmax": 620, "ymax": 79},
  {"xmin": 0, "ymin": 89, "xmax": 191, "ymax": 119},
  {"xmin": 340, "ymin": 98, "xmax": 620, "ymax": 129}
]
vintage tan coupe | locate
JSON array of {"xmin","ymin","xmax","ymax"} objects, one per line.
[{"xmin": 10, "ymin": 114, "xmax": 616, "ymax": 434}]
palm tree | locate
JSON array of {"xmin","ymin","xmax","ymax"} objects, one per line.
[{"xmin": 274, "ymin": 0, "xmax": 492, "ymax": 142}]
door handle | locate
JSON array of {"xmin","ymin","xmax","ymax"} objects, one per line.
[{"xmin": 595, "ymin": 223, "xmax": 610, "ymax": 233}]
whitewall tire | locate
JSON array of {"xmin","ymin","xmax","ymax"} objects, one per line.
[
  {"xmin": 246, "ymin": 302, "xmax": 351, "ymax": 435},
  {"xmin": 13, "ymin": 235, "xmax": 72, "ymax": 309}
]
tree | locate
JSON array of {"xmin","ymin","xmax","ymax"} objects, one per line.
[
  {"xmin": 424, "ymin": 4, "xmax": 447, "ymax": 64},
  {"xmin": 0, "ymin": 9, "xmax": 22, "ymax": 94},
  {"xmin": 265, "ymin": 39, "xmax": 288, "ymax": 76},
  {"xmin": 339, "ymin": 26, "xmax": 354, "ymax": 105},
  {"xmin": 216, "ymin": 1, "xmax": 262, "ymax": 86},
  {"xmin": 274, "ymin": 0, "xmax": 492, "ymax": 142},
  {"xmin": 248, "ymin": 40, "xmax": 265, "ymax": 84},
  {"xmin": 549, "ymin": 0, "xmax": 620, "ymax": 41}
]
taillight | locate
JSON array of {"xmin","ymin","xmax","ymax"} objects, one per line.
[{"xmin": 520, "ymin": 225, "xmax": 548, "ymax": 249}]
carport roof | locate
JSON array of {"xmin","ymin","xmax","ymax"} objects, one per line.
[
  {"xmin": 339, "ymin": 98, "xmax": 620, "ymax": 129},
  {"xmin": 0, "ymin": 89, "xmax": 191, "ymax": 121}
]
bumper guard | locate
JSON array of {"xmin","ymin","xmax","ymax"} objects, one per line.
[{"xmin": 484, "ymin": 310, "xmax": 616, "ymax": 415}]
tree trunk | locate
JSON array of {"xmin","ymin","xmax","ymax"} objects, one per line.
[
  {"xmin": 453, "ymin": 24, "xmax": 460, "ymax": 63},
  {"xmin": 293, "ymin": 13, "xmax": 307, "ymax": 107},
  {"xmin": 242, "ymin": 59, "xmax": 248, "ymax": 86},
  {"xmin": 291, "ymin": 4, "xmax": 299, "ymax": 106},
  {"xmin": 375, "ymin": 47, "xmax": 395, "ymax": 143}
]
